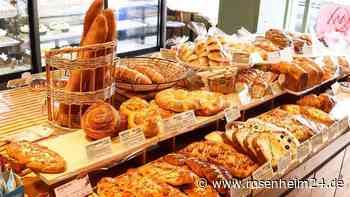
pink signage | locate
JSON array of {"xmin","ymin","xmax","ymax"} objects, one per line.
[{"xmin": 316, "ymin": 3, "xmax": 350, "ymax": 42}]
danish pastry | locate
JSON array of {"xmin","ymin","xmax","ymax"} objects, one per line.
[
  {"xmin": 127, "ymin": 108, "xmax": 163, "ymax": 138},
  {"xmin": 155, "ymin": 89, "xmax": 200, "ymax": 113},
  {"xmin": 120, "ymin": 97, "xmax": 149, "ymax": 116},
  {"xmin": 190, "ymin": 90, "xmax": 225, "ymax": 116}
]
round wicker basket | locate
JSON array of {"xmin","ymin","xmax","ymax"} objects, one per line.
[{"xmin": 116, "ymin": 57, "xmax": 189, "ymax": 92}]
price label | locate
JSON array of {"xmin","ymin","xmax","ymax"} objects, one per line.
[
  {"xmin": 119, "ymin": 128, "xmax": 146, "ymax": 148},
  {"xmin": 163, "ymin": 110, "xmax": 197, "ymax": 134},
  {"xmin": 86, "ymin": 137, "xmax": 112, "ymax": 160},
  {"xmin": 302, "ymin": 46, "xmax": 315, "ymax": 56},
  {"xmin": 232, "ymin": 52, "xmax": 250, "ymax": 64},
  {"xmin": 250, "ymin": 52, "xmax": 263, "ymax": 64},
  {"xmin": 225, "ymin": 106, "xmax": 240, "ymax": 123},
  {"xmin": 54, "ymin": 175, "xmax": 92, "ymax": 197},
  {"xmin": 238, "ymin": 88, "xmax": 252, "ymax": 105},
  {"xmin": 252, "ymin": 162, "xmax": 274, "ymax": 181},
  {"xmin": 280, "ymin": 49, "xmax": 293, "ymax": 62},
  {"xmin": 311, "ymin": 133, "xmax": 323, "ymax": 153},
  {"xmin": 277, "ymin": 152, "xmax": 291, "ymax": 174},
  {"xmin": 297, "ymin": 141, "xmax": 311, "ymax": 162},
  {"xmin": 267, "ymin": 51, "xmax": 281, "ymax": 62}
]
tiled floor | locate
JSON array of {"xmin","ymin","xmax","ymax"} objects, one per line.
[{"xmin": 286, "ymin": 145, "xmax": 350, "ymax": 197}]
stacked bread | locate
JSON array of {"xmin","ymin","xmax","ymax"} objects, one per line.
[
  {"xmin": 225, "ymin": 102, "xmax": 334, "ymax": 169},
  {"xmin": 115, "ymin": 64, "xmax": 166, "ymax": 84},
  {"xmin": 177, "ymin": 36, "xmax": 230, "ymax": 70},
  {"xmin": 258, "ymin": 57, "xmax": 328, "ymax": 92}
]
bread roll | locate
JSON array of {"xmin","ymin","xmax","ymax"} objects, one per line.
[
  {"xmin": 115, "ymin": 66, "xmax": 152, "ymax": 84},
  {"xmin": 133, "ymin": 65, "xmax": 166, "ymax": 83}
]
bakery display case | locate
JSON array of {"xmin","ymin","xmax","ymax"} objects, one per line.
[{"xmin": 0, "ymin": 0, "xmax": 32, "ymax": 76}]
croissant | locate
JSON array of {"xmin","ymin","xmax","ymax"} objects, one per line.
[{"xmin": 82, "ymin": 102, "xmax": 127, "ymax": 140}]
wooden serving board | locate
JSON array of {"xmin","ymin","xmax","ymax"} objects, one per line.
[{"xmin": 38, "ymin": 130, "xmax": 158, "ymax": 185}]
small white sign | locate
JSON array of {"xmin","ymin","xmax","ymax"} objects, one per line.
[
  {"xmin": 250, "ymin": 52, "xmax": 263, "ymax": 64},
  {"xmin": 302, "ymin": 46, "xmax": 315, "ymax": 56},
  {"xmin": 252, "ymin": 162, "xmax": 274, "ymax": 181},
  {"xmin": 54, "ymin": 175, "xmax": 93, "ymax": 197},
  {"xmin": 163, "ymin": 110, "xmax": 197, "ymax": 133},
  {"xmin": 267, "ymin": 51, "xmax": 281, "ymax": 62},
  {"xmin": 297, "ymin": 141, "xmax": 311, "ymax": 162},
  {"xmin": 85, "ymin": 137, "xmax": 113, "ymax": 160},
  {"xmin": 238, "ymin": 88, "xmax": 252, "ymax": 106},
  {"xmin": 119, "ymin": 127, "xmax": 146, "ymax": 148},
  {"xmin": 224, "ymin": 106, "xmax": 240, "ymax": 123},
  {"xmin": 280, "ymin": 49, "xmax": 293, "ymax": 62}
]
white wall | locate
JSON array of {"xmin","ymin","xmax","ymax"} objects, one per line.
[{"xmin": 257, "ymin": 0, "xmax": 288, "ymax": 33}]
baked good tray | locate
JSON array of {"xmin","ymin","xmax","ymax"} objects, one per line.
[{"xmin": 286, "ymin": 76, "xmax": 338, "ymax": 96}]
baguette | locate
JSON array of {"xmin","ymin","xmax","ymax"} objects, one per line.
[
  {"xmin": 95, "ymin": 9, "xmax": 116, "ymax": 90},
  {"xmin": 58, "ymin": 13, "xmax": 109, "ymax": 127},
  {"xmin": 81, "ymin": 0, "xmax": 104, "ymax": 43}
]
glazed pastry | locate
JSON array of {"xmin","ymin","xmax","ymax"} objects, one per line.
[
  {"xmin": 82, "ymin": 102, "xmax": 127, "ymax": 139},
  {"xmin": 190, "ymin": 90, "xmax": 225, "ymax": 116},
  {"xmin": 149, "ymin": 100, "xmax": 174, "ymax": 118},
  {"xmin": 96, "ymin": 177, "xmax": 135, "ymax": 197},
  {"xmin": 163, "ymin": 153, "xmax": 188, "ymax": 166},
  {"xmin": 137, "ymin": 160, "xmax": 194, "ymax": 186},
  {"xmin": 318, "ymin": 93, "xmax": 336, "ymax": 113},
  {"xmin": 184, "ymin": 158, "xmax": 230, "ymax": 195},
  {"xmin": 115, "ymin": 66, "xmax": 152, "ymax": 84},
  {"xmin": 127, "ymin": 108, "xmax": 163, "ymax": 138},
  {"xmin": 131, "ymin": 65, "xmax": 166, "ymax": 84},
  {"xmin": 120, "ymin": 97, "xmax": 149, "ymax": 116},
  {"xmin": 115, "ymin": 170, "xmax": 187, "ymax": 197},
  {"xmin": 155, "ymin": 89, "xmax": 200, "ymax": 113},
  {"xmin": 7, "ymin": 141, "xmax": 66, "ymax": 173},
  {"xmin": 297, "ymin": 94, "xmax": 321, "ymax": 109},
  {"xmin": 180, "ymin": 141, "xmax": 258, "ymax": 178}
]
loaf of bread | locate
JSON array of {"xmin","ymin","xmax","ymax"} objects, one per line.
[{"xmin": 115, "ymin": 66, "xmax": 152, "ymax": 84}]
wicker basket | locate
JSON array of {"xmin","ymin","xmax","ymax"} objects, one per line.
[
  {"xmin": 116, "ymin": 57, "xmax": 188, "ymax": 92},
  {"xmin": 46, "ymin": 41, "xmax": 117, "ymax": 129}
]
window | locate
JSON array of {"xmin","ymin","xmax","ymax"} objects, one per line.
[{"xmin": 0, "ymin": 0, "xmax": 31, "ymax": 76}]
